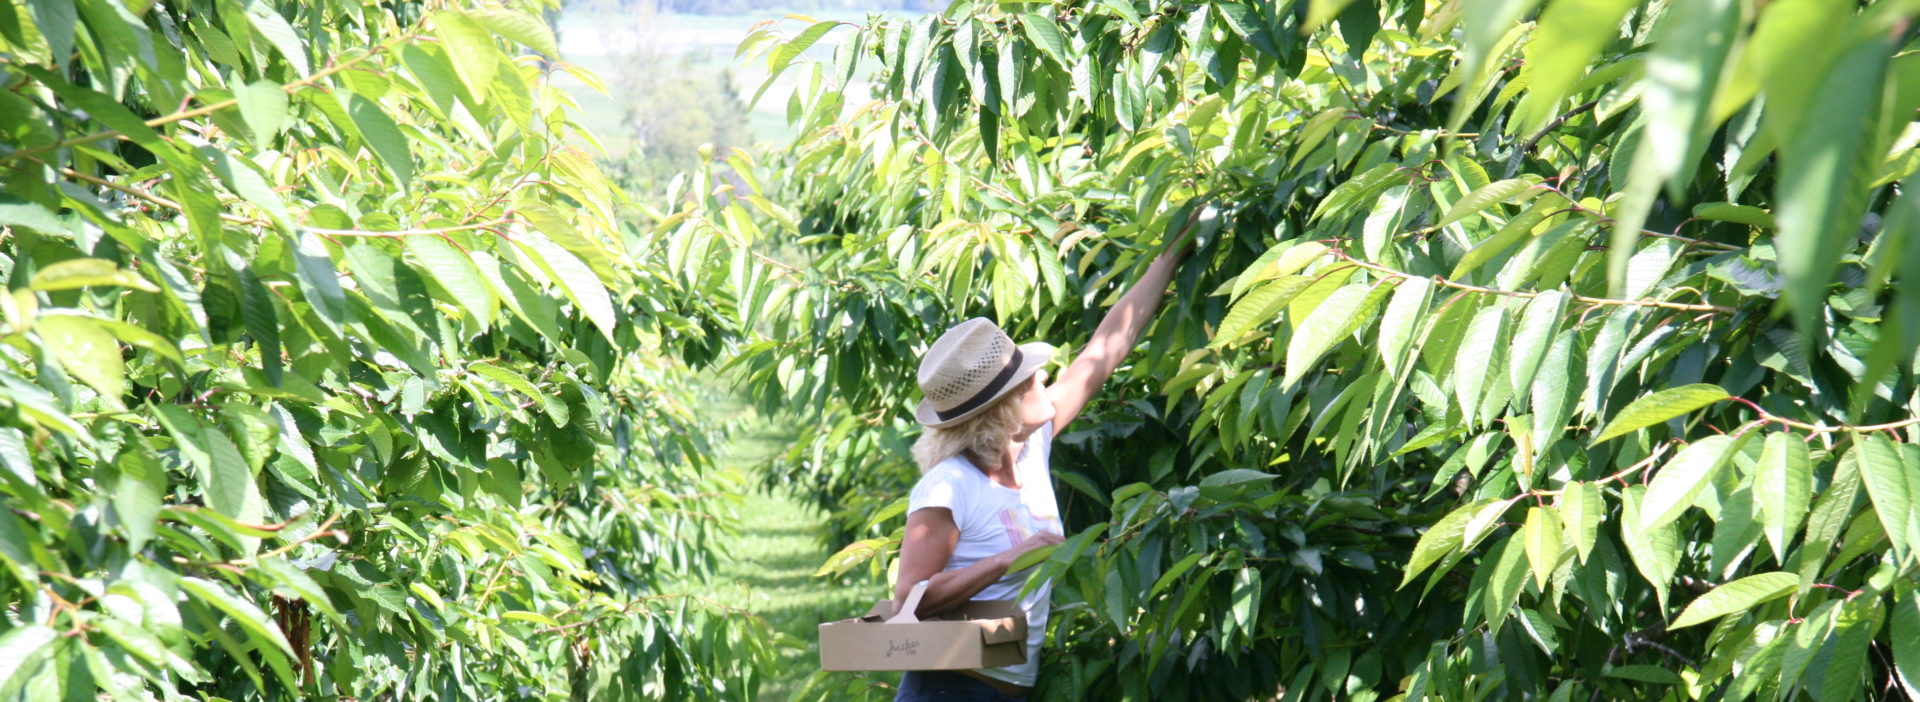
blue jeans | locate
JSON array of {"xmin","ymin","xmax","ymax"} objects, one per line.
[{"xmin": 894, "ymin": 670, "xmax": 1025, "ymax": 701}]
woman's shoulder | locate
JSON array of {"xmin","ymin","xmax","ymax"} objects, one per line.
[{"xmin": 920, "ymin": 456, "xmax": 983, "ymax": 485}]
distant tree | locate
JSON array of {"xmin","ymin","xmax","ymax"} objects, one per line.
[{"xmin": 601, "ymin": 49, "xmax": 752, "ymax": 197}]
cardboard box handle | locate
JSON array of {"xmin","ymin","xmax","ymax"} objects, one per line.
[{"xmin": 887, "ymin": 580, "xmax": 930, "ymax": 623}]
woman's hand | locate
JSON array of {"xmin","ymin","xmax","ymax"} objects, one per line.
[{"xmin": 996, "ymin": 530, "xmax": 1064, "ymax": 571}]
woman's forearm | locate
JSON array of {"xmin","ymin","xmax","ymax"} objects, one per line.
[
  {"xmin": 1087, "ymin": 248, "xmax": 1182, "ymax": 362},
  {"xmin": 900, "ymin": 551, "xmax": 1014, "ymax": 618}
]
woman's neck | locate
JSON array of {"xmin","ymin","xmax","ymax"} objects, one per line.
[{"xmin": 965, "ymin": 442, "xmax": 1022, "ymax": 488}]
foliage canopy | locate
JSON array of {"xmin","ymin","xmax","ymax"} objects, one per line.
[
  {"xmin": 0, "ymin": 0, "xmax": 767, "ymax": 699},
  {"xmin": 713, "ymin": 0, "xmax": 1920, "ymax": 699}
]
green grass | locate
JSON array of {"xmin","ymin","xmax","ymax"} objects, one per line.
[{"xmin": 688, "ymin": 401, "xmax": 891, "ymax": 701}]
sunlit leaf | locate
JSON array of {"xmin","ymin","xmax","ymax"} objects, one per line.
[
  {"xmin": 1591, "ymin": 384, "xmax": 1729, "ymax": 444},
  {"xmin": 1640, "ymin": 434, "xmax": 1741, "ymax": 532},
  {"xmin": 1669, "ymin": 572, "xmax": 1797, "ymax": 629}
]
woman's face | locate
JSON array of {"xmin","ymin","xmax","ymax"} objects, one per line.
[{"xmin": 1016, "ymin": 368, "xmax": 1055, "ymax": 431}]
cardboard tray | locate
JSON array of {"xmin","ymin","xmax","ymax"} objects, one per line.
[{"xmin": 818, "ymin": 581, "xmax": 1027, "ymax": 671}]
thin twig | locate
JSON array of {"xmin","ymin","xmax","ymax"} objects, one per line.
[
  {"xmin": 1522, "ymin": 100, "xmax": 1599, "ymax": 153},
  {"xmin": 1326, "ymin": 246, "xmax": 1736, "ymax": 313},
  {"xmin": 5, "ymin": 34, "xmax": 415, "ymax": 163},
  {"xmin": 47, "ymin": 159, "xmax": 516, "ymax": 239},
  {"xmin": 1726, "ymin": 396, "xmax": 1920, "ymax": 434}
]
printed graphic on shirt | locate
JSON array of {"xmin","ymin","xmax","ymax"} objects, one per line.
[{"xmin": 998, "ymin": 504, "xmax": 1061, "ymax": 547}]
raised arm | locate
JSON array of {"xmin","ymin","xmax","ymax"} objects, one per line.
[{"xmin": 1047, "ymin": 243, "xmax": 1187, "ymax": 434}]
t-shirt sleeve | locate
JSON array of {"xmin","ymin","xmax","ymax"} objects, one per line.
[
  {"xmin": 1034, "ymin": 421, "xmax": 1055, "ymax": 461},
  {"xmin": 908, "ymin": 465, "xmax": 969, "ymax": 517}
]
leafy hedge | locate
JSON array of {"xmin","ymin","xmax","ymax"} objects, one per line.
[
  {"xmin": 0, "ymin": 1, "xmax": 766, "ymax": 699},
  {"xmin": 715, "ymin": 0, "xmax": 1920, "ymax": 700}
]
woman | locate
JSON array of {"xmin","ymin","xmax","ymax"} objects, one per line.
[{"xmin": 892, "ymin": 241, "xmax": 1187, "ymax": 701}]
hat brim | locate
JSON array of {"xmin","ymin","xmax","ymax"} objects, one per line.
[{"xmin": 915, "ymin": 342, "xmax": 1054, "ymax": 428}]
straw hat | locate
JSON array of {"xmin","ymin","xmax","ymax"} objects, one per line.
[{"xmin": 915, "ymin": 318, "xmax": 1054, "ymax": 427}]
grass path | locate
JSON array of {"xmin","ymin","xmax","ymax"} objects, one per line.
[{"xmin": 693, "ymin": 410, "xmax": 887, "ymax": 701}]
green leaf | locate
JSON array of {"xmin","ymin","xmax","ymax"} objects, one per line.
[
  {"xmin": 1632, "ymin": 0, "xmax": 1739, "ymax": 199},
  {"xmin": 1510, "ymin": 0, "xmax": 1639, "ymax": 135},
  {"xmin": 0, "ymin": 376, "xmax": 87, "ymax": 441},
  {"xmin": 0, "ymin": 196, "xmax": 72, "ymax": 238},
  {"xmin": 1098, "ymin": 0, "xmax": 1144, "ymax": 27},
  {"xmin": 1453, "ymin": 304, "xmax": 1508, "ymax": 422},
  {"xmin": 770, "ymin": 20, "xmax": 843, "ymax": 77},
  {"xmin": 0, "ymin": 507, "xmax": 41, "ymax": 586},
  {"xmin": 1377, "ymin": 277, "xmax": 1431, "ymax": 378},
  {"xmin": 346, "ymin": 93, "xmax": 413, "ymax": 192},
  {"xmin": 235, "ymin": 79, "xmax": 289, "ymax": 144},
  {"xmin": 0, "ymin": 429, "xmax": 31, "ymax": 490},
  {"xmin": 1482, "ymin": 533, "xmax": 1529, "ymax": 628},
  {"xmin": 1402, "ymin": 498, "xmax": 1501, "ymax": 588},
  {"xmin": 1231, "ymin": 241, "xmax": 1328, "ymax": 301},
  {"xmin": 434, "ymin": 10, "xmax": 500, "ymax": 105},
  {"xmin": 254, "ymin": 557, "xmax": 341, "ymax": 621},
  {"xmin": 1507, "ymin": 290, "xmax": 1565, "ymax": 403},
  {"xmin": 31, "ymin": 0, "xmax": 76, "ymax": 69},
  {"xmin": 1691, "ymin": 202, "xmax": 1775, "ymax": 228},
  {"xmin": 1621, "ymin": 485, "xmax": 1680, "ymax": 606},
  {"xmin": 1020, "ymin": 14, "xmax": 1070, "ymax": 69},
  {"xmin": 203, "ymin": 149, "xmax": 290, "ymax": 233},
  {"xmin": 1151, "ymin": 553, "xmax": 1205, "ymax": 598},
  {"xmin": 1851, "ymin": 434, "xmax": 1915, "ymax": 562},
  {"xmin": 151, "ymin": 405, "xmax": 259, "ymax": 528},
  {"xmin": 1604, "ymin": 664, "xmax": 1683, "ymax": 685},
  {"xmin": 285, "ymin": 230, "xmax": 349, "ymax": 331},
  {"xmin": 518, "ymin": 233, "xmax": 617, "ymax": 342},
  {"xmin": 0, "ymin": 625, "xmax": 55, "ymax": 692},
  {"xmin": 244, "ymin": 0, "xmax": 309, "ymax": 76},
  {"xmin": 1282, "ymin": 282, "xmax": 1381, "ymax": 388},
  {"xmin": 1797, "ymin": 452, "xmax": 1863, "ymax": 580},
  {"xmin": 1754, "ymin": 432, "xmax": 1812, "ymax": 564},
  {"xmin": 1559, "ymin": 481, "xmax": 1602, "ymax": 563},
  {"xmin": 469, "ymin": 362, "xmax": 566, "ymax": 419},
  {"xmin": 225, "ymin": 252, "xmax": 283, "ymax": 385},
  {"xmin": 1819, "ymin": 600, "xmax": 1876, "ymax": 701},
  {"xmin": 1230, "ymin": 567, "xmax": 1260, "ymax": 633},
  {"xmin": 113, "ymin": 446, "xmax": 165, "ymax": 552},
  {"xmin": 1775, "ymin": 37, "xmax": 1890, "ymax": 336},
  {"xmin": 1894, "ymin": 591, "xmax": 1920, "ymax": 699},
  {"xmin": 30, "ymin": 257, "xmax": 159, "ymax": 292},
  {"xmin": 1433, "ymin": 177, "xmax": 1542, "ymax": 230},
  {"xmin": 1199, "ymin": 469, "xmax": 1278, "ymax": 488},
  {"xmin": 178, "ymin": 576, "xmax": 297, "ymax": 658},
  {"xmin": 1523, "ymin": 506, "xmax": 1562, "ymax": 589},
  {"xmin": 1640, "ymin": 434, "xmax": 1741, "ymax": 533},
  {"xmin": 406, "ymin": 236, "xmax": 495, "ymax": 329},
  {"xmin": 1304, "ymin": 0, "xmax": 1362, "ymax": 30},
  {"xmin": 1311, "ymin": 163, "xmax": 1404, "ymax": 223},
  {"xmin": 1212, "ymin": 276, "xmax": 1312, "ymax": 348},
  {"xmin": 34, "ymin": 314, "xmax": 125, "ymax": 401},
  {"xmin": 473, "ymin": 9, "xmax": 559, "ymax": 57},
  {"xmin": 500, "ymin": 610, "xmax": 563, "ymax": 628},
  {"xmin": 1714, "ymin": 0, "xmax": 1848, "ymax": 127},
  {"xmin": 1605, "ymin": 0, "xmax": 1743, "ymax": 295},
  {"xmin": 93, "ymin": 618, "xmax": 168, "ymax": 667},
  {"xmin": 1006, "ymin": 544, "xmax": 1056, "ymax": 573},
  {"xmin": 1590, "ymin": 384, "xmax": 1730, "ymax": 444},
  {"xmin": 1450, "ymin": 208, "xmax": 1554, "ymax": 281},
  {"xmin": 1669, "ymin": 572, "xmax": 1798, "ymax": 629}
]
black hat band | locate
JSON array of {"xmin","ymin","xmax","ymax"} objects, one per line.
[{"xmin": 934, "ymin": 347, "xmax": 1025, "ymax": 422}]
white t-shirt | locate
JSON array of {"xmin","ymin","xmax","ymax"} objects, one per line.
[{"xmin": 906, "ymin": 421, "xmax": 1063, "ymax": 688}]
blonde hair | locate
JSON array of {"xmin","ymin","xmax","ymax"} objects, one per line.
[{"xmin": 912, "ymin": 376, "xmax": 1034, "ymax": 471}]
